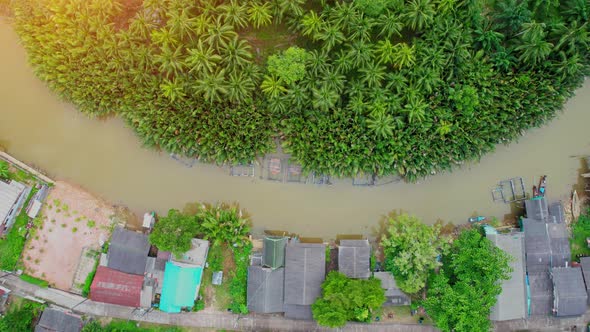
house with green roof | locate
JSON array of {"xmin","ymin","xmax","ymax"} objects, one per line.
[
  {"xmin": 263, "ymin": 236, "xmax": 287, "ymax": 269},
  {"xmin": 159, "ymin": 238, "xmax": 209, "ymax": 313}
]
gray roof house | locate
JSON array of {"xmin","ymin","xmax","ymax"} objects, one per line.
[
  {"xmin": 35, "ymin": 308, "xmax": 83, "ymax": 332},
  {"xmin": 552, "ymin": 267, "xmax": 588, "ymax": 317},
  {"xmin": 0, "ymin": 179, "xmax": 27, "ymax": 234},
  {"xmin": 107, "ymin": 227, "xmax": 150, "ymax": 275},
  {"xmin": 523, "ymin": 219, "xmax": 551, "ymax": 273},
  {"xmin": 580, "ymin": 257, "xmax": 590, "ymax": 302},
  {"xmin": 373, "ymin": 272, "xmax": 410, "ymax": 306},
  {"xmin": 529, "ymin": 272, "xmax": 553, "ymax": 316},
  {"xmin": 548, "ymin": 202, "xmax": 565, "ymax": 224},
  {"xmin": 525, "ymin": 197, "xmax": 549, "ymax": 221},
  {"xmin": 284, "ymin": 242, "xmax": 326, "ymax": 320},
  {"xmin": 263, "ymin": 236, "xmax": 287, "ymax": 269},
  {"xmin": 338, "ymin": 239, "xmax": 371, "ymax": 279},
  {"xmin": 247, "ymin": 266, "xmax": 285, "ymax": 313},
  {"xmin": 547, "ymin": 223, "xmax": 570, "ymax": 268},
  {"xmin": 487, "ymin": 233, "xmax": 527, "ymax": 321}
]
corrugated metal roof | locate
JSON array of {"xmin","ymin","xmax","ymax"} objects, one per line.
[
  {"xmin": 523, "ymin": 219, "xmax": 551, "ymax": 273},
  {"xmin": 552, "ymin": 267, "xmax": 588, "ymax": 317},
  {"xmin": 548, "ymin": 202, "xmax": 565, "ymax": 223},
  {"xmin": 35, "ymin": 308, "xmax": 82, "ymax": 332},
  {"xmin": 263, "ymin": 237, "xmax": 287, "ymax": 269},
  {"xmin": 0, "ymin": 180, "xmax": 25, "ymax": 225},
  {"xmin": 90, "ymin": 266, "xmax": 143, "ymax": 307},
  {"xmin": 284, "ymin": 304, "xmax": 313, "ymax": 320},
  {"xmin": 173, "ymin": 238, "xmax": 209, "ymax": 266},
  {"xmin": 284, "ymin": 243, "xmax": 326, "ymax": 306},
  {"xmin": 159, "ymin": 261, "xmax": 202, "ymax": 313},
  {"xmin": 528, "ymin": 272, "xmax": 553, "ymax": 316},
  {"xmin": 580, "ymin": 257, "xmax": 590, "ymax": 293},
  {"xmin": 373, "ymin": 272, "xmax": 410, "ymax": 306},
  {"xmin": 107, "ymin": 227, "xmax": 150, "ymax": 275},
  {"xmin": 338, "ymin": 239, "xmax": 370, "ymax": 279},
  {"xmin": 487, "ymin": 233, "xmax": 527, "ymax": 321},
  {"xmin": 547, "ymin": 223, "xmax": 570, "ymax": 268},
  {"xmin": 247, "ymin": 266, "xmax": 284, "ymax": 313},
  {"xmin": 525, "ymin": 198, "xmax": 549, "ymax": 221}
]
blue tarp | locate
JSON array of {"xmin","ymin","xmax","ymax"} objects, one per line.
[{"xmin": 159, "ymin": 261, "xmax": 203, "ymax": 313}]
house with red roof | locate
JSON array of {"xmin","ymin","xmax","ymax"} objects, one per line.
[{"xmin": 90, "ymin": 266, "xmax": 143, "ymax": 307}]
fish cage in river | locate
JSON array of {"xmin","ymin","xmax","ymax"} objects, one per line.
[
  {"xmin": 229, "ymin": 163, "xmax": 255, "ymax": 177},
  {"xmin": 491, "ymin": 177, "xmax": 527, "ymax": 203}
]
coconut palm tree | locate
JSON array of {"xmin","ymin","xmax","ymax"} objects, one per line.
[
  {"xmin": 194, "ymin": 69, "xmax": 228, "ymax": 104},
  {"xmin": 154, "ymin": 44, "xmax": 186, "ymax": 78},
  {"xmin": 360, "ymin": 61, "xmax": 386, "ymax": 88},
  {"xmin": 248, "ymin": 2, "xmax": 273, "ymax": 29},
  {"xmin": 206, "ymin": 17, "xmax": 237, "ymax": 49},
  {"xmin": 367, "ymin": 106, "xmax": 396, "ymax": 138},
  {"xmin": 227, "ymin": 71, "xmax": 255, "ymax": 104},
  {"xmin": 375, "ymin": 39, "xmax": 396, "ymax": 65},
  {"xmin": 160, "ymin": 77, "xmax": 186, "ymax": 102},
  {"xmin": 220, "ymin": 36, "xmax": 253, "ymax": 71},
  {"xmin": 312, "ymin": 85, "xmax": 339, "ymax": 112},
  {"xmin": 167, "ymin": 8, "xmax": 197, "ymax": 42},
  {"xmin": 404, "ymin": 91, "xmax": 428, "ymax": 123},
  {"xmin": 187, "ymin": 40, "xmax": 221, "ymax": 75},
  {"xmin": 299, "ymin": 10, "xmax": 323, "ymax": 38},
  {"xmin": 392, "ymin": 43, "xmax": 416, "ymax": 69},
  {"xmin": 403, "ymin": 0, "xmax": 435, "ymax": 31},
  {"xmin": 318, "ymin": 24, "xmax": 345, "ymax": 51},
  {"xmin": 516, "ymin": 32, "xmax": 553, "ymax": 66},
  {"xmin": 219, "ymin": 0, "xmax": 249, "ymax": 29},
  {"xmin": 261, "ymin": 74, "xmax": 287, "ymax": 98},
  {"xmin": 378, "ymin": 10, "xmax": 404, "ymax": 38}
]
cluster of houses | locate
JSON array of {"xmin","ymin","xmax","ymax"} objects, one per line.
[
  {"xmin": 89, "ymin": 226, "xmax": 209, "ymax": 313},
  {"xmin": 488, "ymin": 196, "xmax": 589, "ymax": 321},
  {"xmin": 246, "ymin": 236, "xmax": 410, "ymax": 320}
]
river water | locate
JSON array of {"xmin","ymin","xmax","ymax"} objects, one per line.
[{"xmin": 1, "ymin": 20, "xmax": 589, "ymax": 238}]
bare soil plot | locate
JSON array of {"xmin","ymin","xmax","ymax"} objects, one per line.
[{"xmin": 22, "ymin": 181, "xmax": 114, "ymax": 290}]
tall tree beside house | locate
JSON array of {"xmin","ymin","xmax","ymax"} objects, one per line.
[
  {"xmin": 312, "ymin": 271, "xmax": 385, "ymax": 328},
  {"xmin": 422, "ymin": 228, "xmax": 511, "ymax": 332},
  {"xmin": 380, "ymin": 212, "xmax": 449, "ymax": 294},
  {"xmin": 149, "ymin": 209, "xmax": 199, "ymax": 256}
]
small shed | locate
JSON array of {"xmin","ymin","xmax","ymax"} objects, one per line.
[
  {"xmin": 263, "ymin": 236, "xmax": 287, "ymax": 269},
  {"xmin": 373, "ymin": 272, "xmax": 410, "ymax": 306},
  {"xmin": 90, "ymin": 266, "xmax": 143, "ymax": 307},
  {"xmin": 247, "ymin": 266, "xmax": 284, "ymax": 313},
  {"xmin": 338, "ymin": 239, "xmax": 371, "ymax": 279},
  {"xmin": 35, "ymin": 308, "xmax": 83, "ymax": 332},
  {"xmin": 107, "ymin": 227, "xmax": 150, "ymax": 275},
  {"xmin": 142, "ymin": 212, "xmax": 155, "ymax": 229},
  {"xmin": 212, "ymin": 271, "xmax": 223, "ymax": 286},
  {"xmin": 525, "ymin": 197, "xmax": 549, "ymax": 221},
  {"xmin": 552, "ymin": 267, "xmax": 588, "ymax": 317}
]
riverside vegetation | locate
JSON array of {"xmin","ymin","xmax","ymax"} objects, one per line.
[{"xmin": 11, "ymin": 0, "xmax": 590, "ymax": 181}]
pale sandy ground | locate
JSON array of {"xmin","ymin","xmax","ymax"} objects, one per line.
[{"xmin": 22, "ymin": 181, "xmax": 114, "ymax": 290}]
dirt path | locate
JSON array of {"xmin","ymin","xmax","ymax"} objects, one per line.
[{"xmin": 22, "ymin": 181, "xmax": 114, "ymax": 290}]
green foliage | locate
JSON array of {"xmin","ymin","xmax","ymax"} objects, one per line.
[
  {"xmin": 82, "ymin": 320, "xmax": 183, "ymax": 332},
  {"xmin": 312, "ymin": 272, "xmax": 385, "ymax": 328},
  {"xmin": 381, "ymin": 212, "xmax": 448, "ymax": 294},
  {"xmin": 149, "ymin": 209, "xmax": 200, "ymax": 256},
  {"xmin": 422, "ymin": 229, "xmax": 512, "ymax": 332},
  {"xmin": 193, "ymin": 299, "xmax": 205, "ymax": 312},
  {"xmin": 207, "ymin": 245, "xmax": 223, "ymax": 271},
  {"xmin": 82, "ymin": 257, "xmax": 100, "ymax": 297},
  {"xmin": 571, "ymin": 209, "xmax": 590, "ymax": 259},
  {"xmin": 0, "ymin": 161, "xmax": 9, "ymax": 179},
  {"xmin": 0, "ymin": 299, "xmax": 44, "ymax": 332},
  {"xmin": 19, "ymin": 274, "xmax": 48, "ymax": 288},
  {"xmin": 12, "ymin": 0, "xmax": 590, "ymax": 181},
  {"xmin": 267, "ymin": 46, "xmax": 309, "ymax": 85},
  {"xmin": 228, "ymin": 243, "xmax": 252, "ymax": 314},
  {"xmin": 0, "ymin": 188, "xmax": 36, "ymax": 271}
]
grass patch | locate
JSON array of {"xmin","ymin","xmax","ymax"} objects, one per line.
[
  {"xmin": 571, "ymin": 209, "xmax": 590, "ymax": 260},
  {"xmin": 228, "ymin": 244, "xmax": 252, "ymax": 314},
  {"xmin": 0, "ymin": 188, "xmax": 37, "ymax": 271},
  {"xmin": 19, "ymin": 274, "xmax": 49, "ymax": 288},
  {"xmin": 82, "ymin": 255, "xmax": 100, "ymax": 297},
  {"xmin": 82, "ymin": 319, "xmax": 185, "ymax": 332}
]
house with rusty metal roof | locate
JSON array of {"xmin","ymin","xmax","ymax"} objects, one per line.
[
  {"xmin": 338, "ymin": 239, "xmax": 371, "ymax": 279},
  {"xmin": 90, "ymin": 266, "xmax": 144, "ymax": 307},
  {"xmin": 552, "ymin": 267, "xmax": 588, "ymax": 317},
  {"xmin": 35, "ymin": 308, "xmax": 83, "ymax": 332},
  {"xmin": 106, "ymin": 227, "xmax": 150, "ymax": 275},
  {"xmin": 486, "ymin": 233, "xmax": 527, "ymax": 321},
  {"xmin": 284, "ymin": 242, "xmax": 326, "ymax": 320}
]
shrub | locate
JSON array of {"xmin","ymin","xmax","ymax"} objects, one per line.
[
  {"xmin": 82, "ymin": 258, "xmax": 100, "ymax": 297},
  {"xmin": 228, "ymin": 243, "xmax": 252, "ymax": 314},
  {"xmin": 0, "ymin": 300, "xmax": 44, "ymax": 331}
]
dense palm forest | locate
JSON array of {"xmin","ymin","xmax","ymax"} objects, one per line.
[{"xmin": 12, "ymin": 0, "xmax": 589, "ymax": 180}]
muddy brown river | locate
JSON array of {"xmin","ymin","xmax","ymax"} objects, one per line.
[{"xmin": 1, "ymin": 19, "xmax": 589, "ymax": 238}]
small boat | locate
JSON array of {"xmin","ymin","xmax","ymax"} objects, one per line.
[
  {"xmin": 572, "ymin": 190, "xmax": 580, "ymax": 221},
  {"xmin": 468, "ymin": 216, "xmax": 486, "ymax": 223}
]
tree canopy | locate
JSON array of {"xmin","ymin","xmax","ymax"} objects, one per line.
[
  {"xmin": 149, "ymin": 202, "xmax": 251, "ymax": 255},
  {"xmin": 422, "ymin": 228, "xmax": 512, "ymax": 332},
  {"xmin": 12, "ymin": 0, "xmax": 590, "ymax": 181},
  {"xmin": 312, "ymin": 271, "xmax": 385, "ymax": 328},
  {"xmin": 380, "ymin": 212, "xmax": 448, "ymax": 294}
]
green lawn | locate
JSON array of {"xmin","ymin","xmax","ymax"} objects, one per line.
[
  {"xmin": 19, "ymin": 274, "xmax": 48, "ymax": 288},
  {"xmin": 571, "ymin": 209, "xmax": 590, "ymax": 260},
  {"xmin": 0, "ymin": 187, "xmax": 37, "ymax": 271}
]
